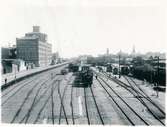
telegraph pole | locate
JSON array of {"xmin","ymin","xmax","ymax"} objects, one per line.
[
  {"xmin": 119, "ymin": 54, "xmax": 121, "ymax": 78},
  {"xmin": 14, "ymin": 65, "xmax": 17, "ymax": 84},
  {"xmin": 157, "ymin": 56, "xmax": 160, "ymax": 84},
  {"xmin": 156, "ymin": 56, "xmax": 160, "ymax": 97}
]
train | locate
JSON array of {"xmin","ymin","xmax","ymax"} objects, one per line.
[
  {"xmin": 113, "ymin": 67, "xmax": 118, "ymax": 75},
  {"xmin": 68, "ymin": 63, "xmax": 79, "ymax": 72},
  {"xmin": 73, "ymin": 64, "xmax": 93, "ymax": 87},
  {"xmin": 120, "ymin": 66, "xmax": 130, "ymax": 75},
  {"xmin": 131, "ymin": 65, "xmax": 166, "ymax": 86},
  {"xmin": 106, "ymin": 65, "xmax": 113, "ymax": 72},
  {"xmin": 112, "ymin": 64, "xmax": 130, "ymax": 75},
  {"xmin": 61, "ymin": 69, "xmax": 68, "ymax": 75}
]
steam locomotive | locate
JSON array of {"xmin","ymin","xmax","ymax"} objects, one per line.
[{"xmin": 70, "ymin": 64, "xmax": 93, "ymax": 87}]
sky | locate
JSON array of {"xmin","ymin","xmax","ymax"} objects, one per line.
[{"xmin": 0, "ymin": 0, "xmax": 166, "ymax": 58}]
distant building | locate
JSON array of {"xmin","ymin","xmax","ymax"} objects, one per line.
[
  {"xmin": 1, "ymin": 47, "xmax": 10, "ymax": 59},
  {"xmin": 145, "ymin": 52, "xmax": 166, "ymax": 59},
  {"xmin": 1, "ymin": 59, "xmax": 26, "ymax": 74},
  {"xmin": 1, "ymin": 46, "xmax": 16, "ymax": 59},
  {"xmin": 16, "ymin": 26, "xmax": 52, "ymax": 67},
  {"xmin": 1, "ymin": 45, "xmax": 26, "ymax": 74},
  {"xmin": 51, "ymin": 52, "xmax": 60, "ymax": 65}
]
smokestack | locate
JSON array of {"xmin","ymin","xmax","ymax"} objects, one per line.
[{"xmin": 33, "ymin": 26, "xmax": 40, "ymax": 32}]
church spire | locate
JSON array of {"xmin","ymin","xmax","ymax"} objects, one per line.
[
  {"xmin": 132, "ymin": 45, "xmax": 135, "ymax": 54},
  {"xmin": 132, "ymin": 45, "xmax": 136, "ymax": 57},
  {"xmin": 106, "ymin": 48, "xmax": 109, "ymax": 55}
]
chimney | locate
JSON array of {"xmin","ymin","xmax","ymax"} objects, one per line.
[{"xmin": 33, "ymin": 26, "xmax": 40, "ymax": 32}]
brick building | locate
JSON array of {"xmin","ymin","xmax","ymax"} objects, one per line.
[{"xmin": 16, "ymin": 26, "xmax": 52, "ymax": 67}]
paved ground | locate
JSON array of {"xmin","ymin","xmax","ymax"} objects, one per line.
[
  {"xmin": 1, "ymin": 66, "xmax": 166, "ymax": 125},
  {"xmin": 1, "ymin": 63, "xmax": 68, "ymax": 86}
]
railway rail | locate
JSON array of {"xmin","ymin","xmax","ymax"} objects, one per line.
[
  {"xmin": 70, "ymin": 82, "xmax": 75, "ymax": 124},
  {"xmin": 2, "ymin": 68, "xmax": 59, "ymax": 106},
  {"xmin": 58, "ymin": 80, "xmax": 69, "ymax": 124},
  {"xmin": 2, "ymin": 65, "xmax": 165, "ymax": 125},
  {"xmin": 23, "ymin": 78, "xmax": 60, "ymax": 123},
  {"xmin": 124, "ymin": 76, "xmax": 165, "ymax": 116},
  {"xmin": 96, "ymin": 77, "xmax": 135, "ymax": 125},
  {"xmin": 103, "ymin": 72, "xmax": 165, "ymax": 125},
  {"xmin": 33, "ymin": 79, "xmax": 60, "ymax": 124},
  {"xmin": 10, "ymin": 74, "xmax": 61, "ymax": 123},
  {"xmin": 51, "ymin": 78, "xmax": 55, "ymax": 124},
  {"xmin": 84, "ymin": 88, "xmax": 90, "ymax": 125},
  {"xmin": 98, "ymin": 70, "xmax": 165, "ymax": 117},
  {"xmin": 96, "ymin": 76, "xmax": 150, "ymax": 125},
  {"xmin": 94, "ymin": 69, "xmax": 165, "ymax": 125},
  {"xmin": 89, "ymin": 86, "xmax": 104, "ymax": 125},
  {"xmin": 83, "ymin": 86, "xmax": 105, "ymax": 125},
  {"xmin": 123, "ymin": 76, "xmax": 165, "ymax": 125}
]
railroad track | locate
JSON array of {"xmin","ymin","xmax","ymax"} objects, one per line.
[
  {"xmin": 33, "ymin": 75, "xmax": 70, "ymax": 124},
  {"xmin": 123, "ymin": 76, "xmax": 165, "ymax": 125},
  {"xmin": 11, "ymin": 79, "xmax": 46, "ymax": 123},
  {"xmin": 95, "ymin": 77, "xmax": 135, "ymax": 125},
  {"xmin": 95, "ymin": 70, "xmax": 165, "ymax": 125},
  {"xmin": 58, "ymin": 79, "xmax": 69, "ymax": 124},
  {"xmin": 51, "ymin": 78, "xmax": 55, "ymax": 124},
  {"xmin": 84, "ymin": 88, "xmax": 90, "ymax": 125},
  {"xmin": 2, "ymin": 69, "xmax": 59, "ymax": 106},
  {"xmin": 2, "ymin": 75, "xmax": 42, "ymax": 106},
  {"xmin": 83, "ymin": 86, "xmax": 104, "ymax": 125},
  {"xmin": 102, "ymin": 71, "xmax": 165, "ymax": 125},
  {"xmin": 2, "ymin": 66, "xmax": 60, "ymax": 94},
  {"xmin": 10, "ymin": 74, "xmax": 60, "ymax": 123},
  {"xmin": 70, "ymin": 81, "xmax": 75, "ymax": 124},
  {"xmin": 2, "ymin": 75, "xmax": 37, "ymax": 97},
  {"xmin": 95, "ymin": 74, "xmax": 150, "ymax": 125},
  {"xmin": 33, "ymin": 79, "xmax": 61, "ymax": 124},
  {"xmin": 89, "ymin": 86, "xmax": 104, "ymax": 125},
  {"xmin": 20, "ymin": 79, "xmax": 60, "ymax": 123},
  {"xmin": 58, "ymin": 75, "xmax": 74, "ymax": 124},
  {"xmin": 125, "ymin": 76, "xmax": 165, "ymax": 116},
  {"xmin": 99, "ymin": 71, "xmax": 165, "ymax": 118}
]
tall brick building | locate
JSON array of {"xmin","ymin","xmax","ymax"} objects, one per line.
[{"xmin": 16, "ymin": 26, "xmax": 52, "ymax": 67}]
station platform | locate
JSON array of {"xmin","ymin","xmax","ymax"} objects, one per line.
[{"xmin": 1, "ymin": 62, "xmax": 69, "ymax": 89}]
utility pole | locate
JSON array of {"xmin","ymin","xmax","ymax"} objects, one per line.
[
  {"xmin": 119, "ymin": 54, "xmax": 121, "ymax": 78},
  {"xmin": 14, "ymin": 65, "xmax": 17, "ymax": 84},
  {"xmin": 157, "ymin": 56, "xmax": 160, "ymax": 84},
  {"xmin": 155, "ymin": 56, "xmax": 160, "ymax": 97}
]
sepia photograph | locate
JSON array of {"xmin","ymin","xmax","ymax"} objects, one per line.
[{"xmin": 0, "ymin": 0, "xmax": 166, "ymax": 126}]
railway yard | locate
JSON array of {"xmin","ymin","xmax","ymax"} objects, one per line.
[{"xmin": 1, "ymin": 64, "xmax": 166, "ymax": 125}]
